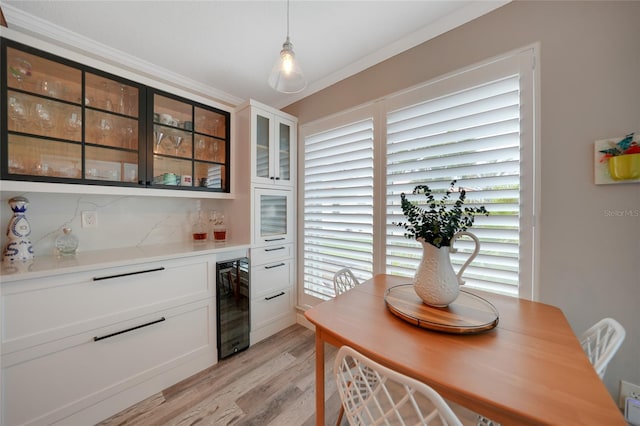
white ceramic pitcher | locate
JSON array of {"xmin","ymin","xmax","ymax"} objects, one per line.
[{"xmin": 413, "ymin": 231, "xmax": 480, "ymax": 307}]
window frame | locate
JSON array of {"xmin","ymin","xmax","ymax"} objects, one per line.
[{"xmin": 297, "ymin": 45, "xmax": 540, "ymax": 308}]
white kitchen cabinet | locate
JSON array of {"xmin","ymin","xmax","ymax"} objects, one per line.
[
  {"xmin": 0, "ymin": 254, "xmax": 217, "ymax": 426},
  {"xmin": 237, "ymin": 99, "xmax": 297, "ymax": 346},
  {"xmin": 252, "ymin": 186, "xmax": 294, "ymax": 247},
  {"xmin": 249, "ymin": 245, "xmax": 296, "ymax": 345},
  {"xmin": 237, "ymin": 99, "xmax": 297, "ymax": 188}
]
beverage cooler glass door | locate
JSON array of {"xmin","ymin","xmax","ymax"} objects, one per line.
[
  {"xmin": 216, "ymin": 257, "xmax": 250, "ymax": 359},
  {"xmin": 253, "ymin": 188, "xmax": 294, "ymax": 245}
]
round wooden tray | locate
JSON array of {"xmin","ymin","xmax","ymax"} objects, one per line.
[{"xmin": 384, "ymin": 284, "xmax": 499, "ymax": 334}]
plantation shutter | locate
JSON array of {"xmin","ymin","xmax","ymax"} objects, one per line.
[
  {"xmin": 303, "ymin": 118, "xmax": 374, "ymax": 300},
  {"xmin": 385, "ymin": 75, "xmax": 522, "ymax": 296}
]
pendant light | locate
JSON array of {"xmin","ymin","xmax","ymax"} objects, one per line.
[{"xmin": 268, "ymin": 0, "xmax": 307, "ymax": 93}]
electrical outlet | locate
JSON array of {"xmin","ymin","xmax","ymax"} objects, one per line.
[
  {"xmin": 620, "ymin": 380, "xmax": 640, "ymax": 408},
  {"xmin": 81, "ymin": 211, "xmax": 98, "ymax": 228}
]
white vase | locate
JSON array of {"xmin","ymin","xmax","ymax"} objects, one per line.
[{"xmin": 413, "ymin": 231, "xmax": 479, "ymax": 307}]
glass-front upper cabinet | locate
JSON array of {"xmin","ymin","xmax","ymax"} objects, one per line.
[
  {"xmin": 150, "ymin": 91, "xmax": 229, "ymax": 191},
  {"xmin": 251, "ymin": 106, "xmax": 296, "ymax": 188},
  {"xmin": 2, "ymin": 38, "xmax": 231, "ymax": 194},
  {"xmin": 3, "ymin": 40, "xmax": 143, "ymax": 185}
]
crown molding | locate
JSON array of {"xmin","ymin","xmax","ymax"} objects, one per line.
[{"xmin": 1, "ymin": 4, "xmax": 244, "ymax": 107}]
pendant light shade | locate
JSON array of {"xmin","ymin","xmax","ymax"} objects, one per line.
[{"xmin": 268, "ymin": 0, "xmax": 307, "ymax": 93}]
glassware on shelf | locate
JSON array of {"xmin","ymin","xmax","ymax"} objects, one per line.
[
  {"xmin": 121, "ymin": 125, "xmax": 135, "ymax": 149},
  {"xmin": 210, "ymin": 117, "xmax": 221, "ymax": 136},
  {"xmin": 172, "ymin": 135, "xmax": 184, "ymax": 155},
  {"xmin": 101, "ymin": 81, "xmax": 113, "ymax": 111},
  {"xmin": 118, "ymin": 86, "xmax": 128, "ymax": 114},
  {"xmin": 212, "ymin": 140, "xmax": 220, "ymax": 162},
  {"xmin": 9, "ymin": 57, "xmax": 32, "ymax": 89},
  {"xmin": 64, "ymin": 112, "xmax": 82, "ymax": 136},
  {"xmin": 154, "ymin": 128, "xmax": 166, "ymax": 152},
  {"xmin": 97, "ymin": 117, "xmax": 113, "ymax": 142},
  {"xmin": 34, "ymin": 102, "xmax": 56, "ymax": 131},
  {"xmin": 39, "ymin": 80, "xmax": 62, "ymax": 98},
  {"xmin": 55, "ymin": 227, "xmax": 79, "ymax": 256},
  {"xmin": 8, "ymin": 95, "xmax": 30, "ymax": 131},
  {"xmin": 196, "ymin": 138, "xmax": 206, "ymax": 158}
]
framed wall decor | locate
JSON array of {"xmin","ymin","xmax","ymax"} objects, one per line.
[{"xmin": 594, "ymin": 133, "xmax": 640, "ymax": 185}]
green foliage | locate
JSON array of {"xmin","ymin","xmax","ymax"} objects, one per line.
[{"xmin": 393, "ymin": 181, "xmax": 488, "ymax": 248}]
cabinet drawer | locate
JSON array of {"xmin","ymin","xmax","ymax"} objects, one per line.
[
  {"xmin": 1, "ymin": 299, "xmax": 214, "ymax": 426},
  {"xmin": 2, "ymin": 256, "xmax": 212, "ymax": 353},
  {"xmin": 251, "ymin": 259, "xmax": 292, "ymax": 299},
  {"xmin": 251, "ymin": 287, "xmax": 293, "ymax": 331},
  {"xmin": 250, "ymin": 243, "xmax": 292, "ymax": 265}
]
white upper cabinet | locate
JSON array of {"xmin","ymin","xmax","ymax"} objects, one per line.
[{"xmin": 246, "ymin": 103, "xmax": 297, "ymax": 187}]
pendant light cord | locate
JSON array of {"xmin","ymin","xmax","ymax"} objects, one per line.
[{"xmin": 286, "ymin": 0, "xmax": 290, "ymax": 39}]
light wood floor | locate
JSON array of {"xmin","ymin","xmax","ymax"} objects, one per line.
[{"xmin": 98, "ymin": 324, "xmax": 477, "ymax": 426}]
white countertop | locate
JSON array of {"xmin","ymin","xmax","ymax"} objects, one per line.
[{"xmin": 0, "ymin": 240, "xmax": 251, "ymax": 282}]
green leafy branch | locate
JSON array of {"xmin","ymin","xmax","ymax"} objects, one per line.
[{"xmin": 393, "ymin": 180, "xmax": 488, "ymax": 248}]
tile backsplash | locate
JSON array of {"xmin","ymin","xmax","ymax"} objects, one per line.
[{"xmin": 0, "ymin": 192, "xmax": 228, "ymax": 257}]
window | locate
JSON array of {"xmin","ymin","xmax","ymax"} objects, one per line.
[
  {"xmin": 386, "ymin": 75, "xmax": 524, "ymax": 296},
  {"xmin": 301, "ymin": 110, "xmax": 375, "ymax": 301},
  {"xmin": 299, "ymin": 47, "xmax": 537, "ymax": 305}
]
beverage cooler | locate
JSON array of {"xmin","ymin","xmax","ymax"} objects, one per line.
[{"xmin": 216, "ymin": 257, "xmax": 250, "ymax": 359}]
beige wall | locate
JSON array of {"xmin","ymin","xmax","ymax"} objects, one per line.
[{"xmin": 285, "ymin": 1, "xmax": 640, "ymax": 400}]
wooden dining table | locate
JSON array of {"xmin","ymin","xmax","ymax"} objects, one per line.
[{"xmin": 304, "ymin": 274, "xmax": 625, "ymax": 425}]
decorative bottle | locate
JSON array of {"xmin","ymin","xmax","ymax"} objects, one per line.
[
  {"xmin": 3, "ymin": 196, "xmax": 35, "ymax": 264},
  {"xmin": 55, "ymin": 227, "xmax": 79, "ymax": 256},
  {"xmin": 192, "ymin": 202, "xmax": 208, "ymax": 242}
]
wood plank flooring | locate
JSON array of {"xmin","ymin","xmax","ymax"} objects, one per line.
[{"xmin": 98, "ymin": 324, "xmax": 477, "ymax": 426}]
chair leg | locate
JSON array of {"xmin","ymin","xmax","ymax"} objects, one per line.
[{"xmin": 336, "ymin": 406, "xmax": 344, "ymax": 426}]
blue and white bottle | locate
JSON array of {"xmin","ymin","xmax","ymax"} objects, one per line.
[{"xmin": 3, "ymin": 196, "xmax": 35, "ymax": 264}]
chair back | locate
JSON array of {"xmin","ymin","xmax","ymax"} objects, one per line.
[
  {"xmin": 334, "ymin": 345, "xmax": 463, "ymax": 426},
  {"xmin": 333, "ymin": 268, "xmax": 360, "ymax": 296},
  {"xmin": 580, "ymin": 317, "xmax": 626, "ymax": 379}
]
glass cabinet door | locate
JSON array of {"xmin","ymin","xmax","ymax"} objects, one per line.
[
  {"xmin": 150, "ymin": 92, "xmax": 229, "ymax": 191},
  {"xmin": 277, "ymin": 119, "xmax": 292, "ymax": 182},
  {"xmin": 250, "ymin": 107, "xmax": 295, "ymax": 187},
  {"xmin": 4, "ymin": 41, "xmax": 142, "ymax": 185},
  {"xmin": 253, "ymin": 187, "xmax": 293, "ymax": 245},
  {"xmin": 84, "ymin": 72, "xmax": 140, "ymax": 183},
  {"xmin": 6, "ymin": 46, "xmax": 83, "ymax": 179},
  {"xmin": 3, "ymin": 39, "xmax": 231, "ymax": 194},
  {"xmin": 255, "ymin": 113, "xmax": 271, "ymax": 180}
]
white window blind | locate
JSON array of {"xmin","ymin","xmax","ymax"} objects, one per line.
[
  {"xmin": 386, "ymin": 75, "xmax": 522, "ymax": 296},
  {"xmin": 302, "ymin": 118, "xmax": 374, "ymax": 300}
]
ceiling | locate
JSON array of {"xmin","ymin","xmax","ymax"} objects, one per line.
[{"xmin": 1, "ymin": 1, "xmax": 508, "ymax": 109}]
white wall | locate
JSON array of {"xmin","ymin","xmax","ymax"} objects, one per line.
[{"xmin": 285, "ymin": 0, "xmax": 640, "ymax": 401}]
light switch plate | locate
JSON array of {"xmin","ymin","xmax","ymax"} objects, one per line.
[{"xmin": 81, "ymin": 211, "xmax": 98, "ymax": 228}]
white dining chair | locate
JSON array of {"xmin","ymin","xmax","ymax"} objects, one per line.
[
  {"xmin": 333, "ymin": 268, "xmax": 360, "ymax": 296},
  {"xmin": 579, "ymin": 317, "xmax": 626, "ymax": 379},
  {"xmin": 334, "ymin": 345, "xmax": 463, "ymax": 426}
]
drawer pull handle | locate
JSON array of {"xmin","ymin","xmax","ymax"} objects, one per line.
[
  {"xmin": 93, "ymin": 317, "xmax": 166, "ymax": 342},
  {"xmin": 93, "ymin": 267, "xmax": 165, "ymax": 281},
  {"xmin": 265, "ymin": 246, "xmax": 285, "ymax": 252},
  {"xmin": 265, "ymin": 237, "xmax": 285, "ymax": 242},
  {"xmin": 265, "ymin": 291, "xmax": 286, "ymax": 301},
  {"xmin": 265, "ymin": 262, "xmax": 285, "ymax": 269}
]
